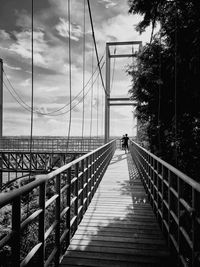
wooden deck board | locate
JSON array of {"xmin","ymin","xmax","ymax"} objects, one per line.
[{"xmin": 60, "ymin": 150, "xmax": 173, "ymax": 267}]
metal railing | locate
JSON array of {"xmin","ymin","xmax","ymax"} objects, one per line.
[
  {"xmin": 130, "ymin": 140, "xmax": 200, "ymax": 266},
  {"xmin": 0, "ymin": 140, "xmax": 116, "ymax": 266},
  {"xmin": 0, "ymin": 138, "xmax": 105, "ymax": 153}
]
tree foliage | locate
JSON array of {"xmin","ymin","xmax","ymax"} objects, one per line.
[{"xmin": 127, "ymin": 0, "xmax": 200, "ymax": 180}]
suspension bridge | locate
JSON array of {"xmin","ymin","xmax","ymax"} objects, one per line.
[{"xmin": 0, "ymin": 0, "xmax": 200, "ymax": 267}]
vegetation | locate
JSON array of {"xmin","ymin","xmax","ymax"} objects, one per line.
[{"xmin": 127, "ymin": 0, "xmax": 200, "ymax": 181}]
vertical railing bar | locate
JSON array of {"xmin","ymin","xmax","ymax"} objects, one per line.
[
  {"xmin": 85, "ymin": 157, "xmax": 89, "ymax": 208},
  {"xmin": 38, "ymin": 182, "xmax": 46, "ymax": 267},
  {"xmin": 168, "ymin": 169, "xmax": 171, "ymax": 247},
  {"xmin": 161, "ymin": 164, "xmax": 164, "ymax": 232},
  {"xmin": 66, "ymin": 167, "xmax": 71, "ymax": 248},
  {"xmin": 74, "ymin": 162, "xmax": 79, "ymax": 230},
  {"xmin": 80, "ymin": 159, "xmax": 84, "ymax": 218},
  {"xmin": 55, "ymin": 174, "xmax": 61, "ymax": 265},
  {"xmin": 177, "ymin": 176, "xmax": 180, "ymax": 263},
  {"xmin": 12, "ymin": 196, "xmax": 21, "ymax": 267},
  {"xmin": 88, "ymin": 155, "xmax": 92, "ymax": 203}
]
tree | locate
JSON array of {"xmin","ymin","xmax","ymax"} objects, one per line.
[{"xmin": 127, "ymin": 0, "xmax": 200, "ymax": 180}]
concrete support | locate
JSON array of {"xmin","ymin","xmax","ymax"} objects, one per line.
[{"xmin": 104, "ymin": 43, "xmax": 110, "ymax": 143}]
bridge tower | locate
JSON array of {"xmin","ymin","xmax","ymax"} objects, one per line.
[
  {"xmin": 104, "ymin": 41, "xmax": 142, "ymax": 143},
  {"xmin": 0, "ymin": 58, "xmax": 3, "ymax": 137}
]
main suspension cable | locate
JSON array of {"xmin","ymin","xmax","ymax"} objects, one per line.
[
  {"xmin": 30, "ymin": 0, "xmax": 34, "ymax": 173},
  {"xmin": 82, "ymin": 0, "xmax": 86, "ymax": 140},
  {"xmin": 66, "ymin": 0, "xmax": 72, "ymax": 149},
  {"xmin": 3, "ymin": 56, "xmax": 105, "ymax": 116},
  {"xmin": 110, "ymin": 46, "xmax": 116, "ymax": 93},
  {"xmin": 90, "ymin": 48, "xmax": 94, "ymax": 140},
  {"xmin": 87, "ymin": 0, "xmax": 107, "ymax": 96},
  {"xmin": 97, "ymin": 72, "xmax": 99, "ymax": 137}
]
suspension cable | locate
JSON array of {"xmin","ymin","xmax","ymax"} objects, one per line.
[
  {"xmin": 3, "ymin": 56, "xmax": 105, "ymax": 116},
  {"xmin": 97, "ymin": 72, "xmax": 99, "ymax": 137},
  {"xmin": 82, "ymin": 0, "xmax": 86, "ymax": 140},
  {"xmin": 110, "ymin": 46, "xmax": 116, "ymax": 93},
  {"xmin": 39, "ymin": 63, "xmax": 105, "ymax": 117},
  {"xmin": 158, "ymin": 32, "xmax": 162, "ymax": 152},
  {"xmin": 4, "ymin": 61, "xmax": 105, "ymax": 120},
  {"xmin": 87, "ymin": 0, "xmax": 107, "ymax": 96},
  {"xmin": 101, "ymin": 80, "xmax": 104, "ymax": 137},
  {"xmin": 66, "ymin": 0, "xmax": 72, "ymax": 149},
  {"xmin": 174, "ymin": 2, "xmax": 178, "ymax": 165},
  {"xmin": 90, "ymin": 48, "xmax": 94, "ymax": 141},
  {"xmin": 30, "ymin": 0, "xmax": 34, "ymax": 173}
]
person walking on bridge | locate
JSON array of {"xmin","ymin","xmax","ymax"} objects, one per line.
[{"xmin": 122, "ymin": 134, "xmax": 129, "ymax": 153}]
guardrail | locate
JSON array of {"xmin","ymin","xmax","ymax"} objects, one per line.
[
  {"xmin": 0, "ymin": 138, "xmax": 105, "ymax": 153},
  {"xmin": 130, "ymin": 140, "xmax": 200, "ymax": 267},
  {"xmin": 0, "ymin": 139, "xmax": 116, "ymax": 266}
]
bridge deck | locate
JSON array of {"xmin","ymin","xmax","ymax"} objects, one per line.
[{"xmin": 60, "ymin": 150, "xmax": 172, "ymax": 267}]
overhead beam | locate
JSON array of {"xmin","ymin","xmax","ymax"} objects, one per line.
[
  {"xmin": 109, "ymin": 103, "xmax": 135, "ymax": 106},
  {"xmin": 107, "ymin": 41, "xmax": 142, "ymax": 46},
  {"xmin": 108, "ymin": 98, "xmax": 131, "ymax": 101},
  {"xmin": 110, "ymin": 54, "xmax": 137, "ymax": 58}
]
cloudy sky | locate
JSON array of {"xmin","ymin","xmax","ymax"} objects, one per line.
[{"xmin": 0, "ymin": 0, "xmax": 152, "ymax": 137}]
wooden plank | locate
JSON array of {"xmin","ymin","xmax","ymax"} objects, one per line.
[
  {"xmin": 69, "ymin": 239, "xmax": 168, "ymax": 251},
  {"xmin": 59, "ymin": 150, "xmax": 172, "ymax": 267},
  {"xmin": 75, "ymin": 229, "xmax": 164, "ymax": 240},
  {"xmin": 68, "ymin": 245, "xmax": 170, "ymax": 257},
  {"xmin": 71, "ymin": 234, "xmax": 166, "ymax": 245},
  {"xmin": 63, "ymin": 251, "xmax": 171, "ymax": 264}
]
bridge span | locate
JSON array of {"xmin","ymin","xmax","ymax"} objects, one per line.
[
  {"xmin": 0, "ymin": 139, "xmax": 200, "ymax": 267},
  {"xmin": 60, "ymin": 149, "xmax": 172, "ymax": 267}
]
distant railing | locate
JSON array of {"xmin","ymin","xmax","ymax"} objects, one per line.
[
  {"xmin": 0, "ymin": 138, "xmax": 105, "ymax": 153},
  {"xmin": 130, "ymin": 140, "xmax": 200, "ymax": 267},
  {"xmin": 0, "ymin": 139, "xmax": 116, "ymax": 266}
]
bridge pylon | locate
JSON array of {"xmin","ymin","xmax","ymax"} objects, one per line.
[
  {"xmin": 104, "ymin": 41, "xmax": 142, "ymax": 143},
  {"xmin": 0, "ymin": 58, "xmax": 3, "ymax": 138}
]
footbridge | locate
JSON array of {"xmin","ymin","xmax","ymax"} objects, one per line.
[{"xmin": 0, "ymin": 139, "xmax": 200, "ymax": 267}]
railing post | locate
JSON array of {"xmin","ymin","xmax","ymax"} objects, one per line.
[
  {"xmin": 161, "ymin": 164, "xmax": 164, "ymax": 232},
  {"xmin": 74, "ymin": 163, "xmax": 79, "ymax": 230},
  {"xmin": 80, "ymin": 160, "xmax": 84, "ymax": 217},
  {"xmin": 85, "ymin": 157, "xmax": 89, "ymax": 208},
  {"xmin": 177, "ymin": 176, "xmax": 180, "ymax": 264},
  {"xmin": 38, "ymin": 183, "xmax": 46, "ymax": 267},
  {"xmin": 91, "ymin": 153, "xmax": 95, "ymax": 197},
  {"xmin": 88, "ymin": 155, "xmax": 92, "ymax": 203},
  {"xmin": 66, "ymin": 167, "xmax": 71, "ymax": 248},
  {"xmin": 192, "ymin": 189, "xmax": 200, "ymax": 266},
  {"xmin": 168, "ymin": 170, "xmax": 171, "ymax": 247},
  {"xmin": 55, "ymin": 174, "xmax": 61, "ymax": 265},
  {"xmin": 12, "ymin": 196, "xmax": 21, "ymax": 267}
]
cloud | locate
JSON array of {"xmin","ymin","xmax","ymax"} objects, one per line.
[
  {"xmin": 98, "ymin": 0, "xmax": 117, "ymax": 9},
  {"xmin": 20, "ymin": 78, "xmax": 31, "ymax": 87},
  {"xmin": 4, "ymin": 63, "xmax": 22, "ymax": 71},
  {"xmin": 9, "ymin": 30, "xmax": 48, "ymax": 66},
  {"xmin": 96, "ymin": 14, "xmax": 152, "ymax": 44},
  {"xmin": 55, "ymin": 18, "xmax": 82, "ymax": 41},
  {"xmin": 0, "ymin": 29, "xmax": 11, "ymax": 40}
]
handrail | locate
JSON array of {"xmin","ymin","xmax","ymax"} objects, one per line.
[
  {"xmin": 0, "ymin": 140, "xmax": 111, "ymax": 207},
  {"xmin": 132, "ymin": 141, "xmax": 200, "ymax": 191},
  {"xmin": 130, "ymin": 140, "xmax": 200, "ymax": 267},
  {"xmin": 0, "ymin": 137, "xmax": 105, "ymax": 152},
  {"xmin": 0, "ymin": 139, "xmax": 116, "ymax": 266}
]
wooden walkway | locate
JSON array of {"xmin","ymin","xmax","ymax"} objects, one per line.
[{"xmin": 60, "ymin": 150, "xmax": 173, "ymax": 267}]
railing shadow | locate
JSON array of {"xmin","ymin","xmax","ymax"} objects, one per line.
[
  {"xmin": 61, "ymin": 150, "xmax": 175, "ymax": 267},
  {"xmin": 109, "ymin": 151, "xmax": 127, "ymax": 165}
]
